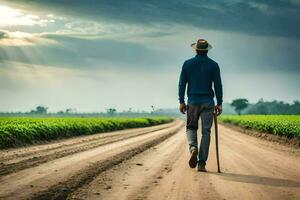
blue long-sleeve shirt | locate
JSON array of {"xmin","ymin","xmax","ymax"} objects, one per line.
[{"xmin": 178, "ymin": 54, "xmax": 223, "ymax": 105}]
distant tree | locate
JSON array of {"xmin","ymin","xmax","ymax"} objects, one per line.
[
  {"xmin": 66, "ymin": 108, "xmax": 76, "ymax": 114},
  {"xmin": 151, "ymin": 105, "xmax": 155, "ymax": 111},
  {"xmin": 291, "ymin": 101, "xmax": 300, "ymax": 114},
  {"xmin": 30, "ymin": 106, "xmax": 48, "ymax": 114},
  {"xmin": 150, "ymin": 105, "xmax": 155, "ymax": 114},
  {"xmin": 246, "ymin": 99, "xmax": 300, "ymax": 115},
  {"xmin": 246, "ymin": 99, "xmax": 268, "ymax": 114},
  {"xmin": 231, "ymin": 98, "xmax": 249, "ymax": 115},
  {"xmin": 106, "ymin": 108, "xmax": 117, "ymax": 116},
  {"xmin": 57, "ymin": 111, "xmax": 65, "ymax": 115},
  {"xmin": 253, "ymin": 104, "xmax": 268, "ymax": 114},
  {"xmin": 36, "ymin": 106, "xmax": 48, "ymax": 114}
]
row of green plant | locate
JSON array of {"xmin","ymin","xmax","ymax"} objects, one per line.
[
  {"xmin": 219, "ymin": 115, "xmax": 300, "ymax": 139},
  {"xmin": 0, "ymin": 117, "xmax": 173, "ymax": 148}
]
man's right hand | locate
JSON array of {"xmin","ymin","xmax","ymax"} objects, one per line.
[
  {"xmin": 215, "ymin": 105, "xmax": 222, "ymax": 116},
  {"xmin": 179, "ymin": 103, "xmax": 187, "ymax": 114}
]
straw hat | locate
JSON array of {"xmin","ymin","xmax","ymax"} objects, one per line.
[{"xmin": 191, "ymin": 39, "xmax": 212, "ymax": 51}]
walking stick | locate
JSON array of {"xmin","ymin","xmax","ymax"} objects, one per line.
[{"xmin": 214, "ymin": 114, "xmax": 221, "ymax": 173}]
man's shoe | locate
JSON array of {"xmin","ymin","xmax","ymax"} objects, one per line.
[
  {"xmin": 189, "ymin": 149, "xmax": 198, "ymax": 168},
  {"xmin": 197, "ymin": 164, "xmax": 207, "ymax": 172}
]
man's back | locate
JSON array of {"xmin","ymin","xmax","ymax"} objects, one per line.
[
  {"xmin": 178, "ymin": 38, "xmax": 223, "ymax": 172},
  {"xmin": 178, "ymin": 54, "xmax": 222, "ymax": 106}
]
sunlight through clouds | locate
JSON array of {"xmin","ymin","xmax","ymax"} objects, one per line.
[
  {"xmin": 0, "ymin": 5, "xmax": 54, "ymax": 27},
  {"xmin": 0, "ymin": 4, "xmax": 59, "ymax": 46},
  {"xmin": 0, "ymin": 29, "xmax": 58, "ymax": 46},
  {"xmin": 0, "ymin": 1, "xmax": 299, "ymax": 111}
]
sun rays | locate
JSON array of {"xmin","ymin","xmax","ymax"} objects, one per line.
[{"xmin": 0, "ymin": 5, "xmax": 54, "ymax": 27}]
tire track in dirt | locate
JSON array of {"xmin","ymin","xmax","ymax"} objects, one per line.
[
  {"xmin": 0, "ymin": 120, "xmax": 184, "ymax": 200},
  {"xmin": 66, "ymin": 123, "xmax": 300, "ymax": 200},
  {"xmin": 68, "ymin": 126, "xmax": 187, "ymax": 200},
  {"xmin": 68, "ymin": 124, "xmax": 221, "ymax": 200},
  {"xmin": 1, "ymin": 120, "xmax": 299, "ymax": 200},
  {"xmin": 0, "ymin": 122, "xmax": 175, "ymax": 162},
  {"xmin": 0, "ymin": 121, "xmax": 176, "ymax": 176}
]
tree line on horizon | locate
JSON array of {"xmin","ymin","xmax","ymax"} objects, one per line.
[
  {"xmin": 0, "ymin": 99, "xmax": 299, "ymax": 117},
  {"xmin": 0, "ymin": 106, "xmax": 164, "ymax": 117},
  {"xmin": 227, "ymin": 98, "xmax": 300, "ymax": 115}
]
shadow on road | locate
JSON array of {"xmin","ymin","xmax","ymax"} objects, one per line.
[{"xmin": 207, "ymin": 172, "xmax": 300, "ymax": 187}]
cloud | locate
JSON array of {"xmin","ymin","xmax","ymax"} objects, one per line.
[
  {"xmin": 0, "ymin": 29, "xmax": 58, "ymax": 46},
  {"xmin": 0, "ymin": 5, "xmax": 55, "ymax": 27},
  {"xmin": 3, "ymin": 0, "xmax": 300, "ymax": 38},
  {"xmin": 1, "ymin": 27, "xmax": 299, "ymax": 73},
  {"xmin": 0, "ymin": 0, "xmax": 299, "ymax": 112},
  {"xmin": 60, "ymin": 20, "xmax": 175, "ymax": 40},
  {"xmin": 0, "ymin": 16, "xmax": 175, "ymax": 46},
  {"xmin": 247, "ymin": 2, "xmax": 268, "ymax": 12},
  {"xmin": 0, "ymin": 30, "xmax": 9, "ymax": 39},
  {"xmin": 0, "ymin": 35, "xmax": 173, "ymax": 69}
]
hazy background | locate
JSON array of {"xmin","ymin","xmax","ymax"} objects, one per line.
[{"xmin": 0, "ymin": 0, "xmax": 299, "ymax": 112}]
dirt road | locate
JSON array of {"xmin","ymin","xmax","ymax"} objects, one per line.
[{"xmin": 0, "ymin": 119, "xmax": 299, "ymax": 200}]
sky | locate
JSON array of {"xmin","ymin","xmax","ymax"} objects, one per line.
[{"xmin": 0, "ymin": 0, "xmax": 299, "ymax": 112}]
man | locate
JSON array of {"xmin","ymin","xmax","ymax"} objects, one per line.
[{"xmin": 178, "ymin": 39, "xmax": 223, "ymax": 172}]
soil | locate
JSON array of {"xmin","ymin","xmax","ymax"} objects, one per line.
[{"xmin": 0, "ymin": 120, "xmax": 299, "ymax": 200}]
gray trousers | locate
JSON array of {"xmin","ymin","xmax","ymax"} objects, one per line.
[{"xmin": 186, "ymin": 104, "xmax": 214, "ymax": 166}]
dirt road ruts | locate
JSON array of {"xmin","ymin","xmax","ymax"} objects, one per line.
[
  {"xmin": 0, "ymin": 121, "xmax": 177, "ymax": 176},
  {"xmin": 1, "ymin": 120, "xmax": 300, "ymax": 200},
  {"xmin": 0, "ymin": 120, "xmax": 184, "ymax": 200},
  {"xmin": 68, "ymin": 123, "xmax": 300, "ymax": 200}
]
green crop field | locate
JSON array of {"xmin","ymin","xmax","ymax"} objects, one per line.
[
  {"xmin": 219, "ymin": 115, "xmax": 300, "ymax": 139},
  {"xmin": 0, "ymin": 117, "xmax": 173, "ymax": 148}
]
